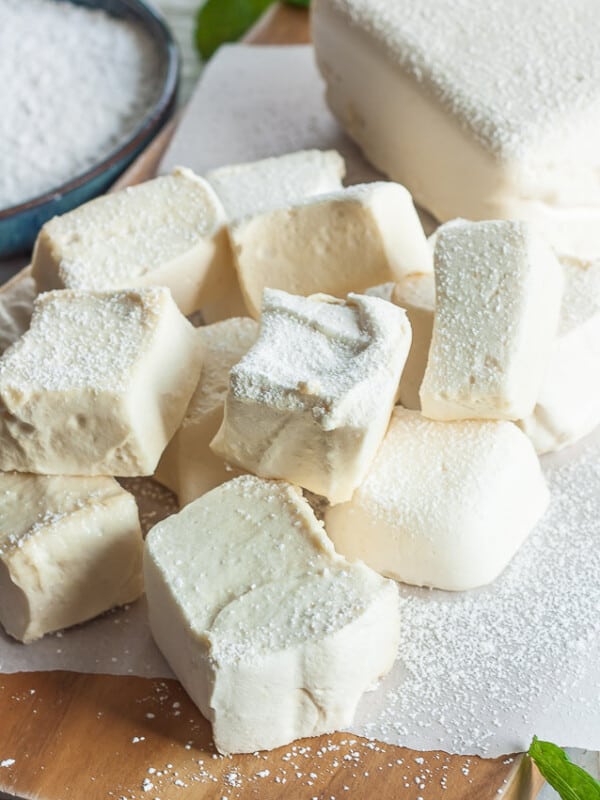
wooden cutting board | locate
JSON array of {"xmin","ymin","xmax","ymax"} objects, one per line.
[{"xmin": 0, "ymin": 5, "xmax": 545, "ymax": 799}]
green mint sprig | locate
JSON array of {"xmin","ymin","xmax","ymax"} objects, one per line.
[
  {"xmin": 528, "ymin": 737, "xmax": 600, "ymax": 800},
  {"xmin": 196, "ymin": 0, "xmax": 310, "ymax": 61}
]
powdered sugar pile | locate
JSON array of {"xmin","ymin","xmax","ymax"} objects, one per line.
[{"xmin": 0, "ymin": 0, "xmax": 162, "ymax": 209}]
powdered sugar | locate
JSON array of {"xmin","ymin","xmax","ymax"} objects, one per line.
[
  {"xmin": 231, "ymin": 290, "xmax": 408, "ymax": 425},
  {"xmin": 0, "ymin": 288, "xmax": 166, "ymax": 392},
  {"xmin": 0, "ymin": 0, "xmax": 162, "ymax": 209}
]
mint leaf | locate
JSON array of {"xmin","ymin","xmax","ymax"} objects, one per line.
[
  {"xmin": 528, "ymin": 737, "xmax": 600, "ymax": 800},
  {"xmin": 195, "ymin": 0, "xmax": 311, "ymax": 60},
  {"xmin": 195, "ymin": 0, "xmax": 275, "ymax": 60}
]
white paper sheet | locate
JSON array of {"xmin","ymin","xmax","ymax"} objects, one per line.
[{"xmin": 1, "ymin": 45, "xmax": 598, "ymax": 758}]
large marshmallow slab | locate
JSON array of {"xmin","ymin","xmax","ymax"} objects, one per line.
[
  {"xmin": 206, "ymin": 149, "xmax": 346, "ymax": 222},
  {"xmin": 0, "ymin": 276, "xmax": 36, "ymax": 355},
  {"xmin": 326, "ymin": 408, "xmax": 549, "ymax": 591},
  {"xmin": 392, "ymin": 273, "xmax": 435, "ymax": 410},
  {"xmin": 420, "ymin": 220, "xmax": 563, "ymax": 421},
  {"xmin": 144, "ymin": 475, "xmax": 399, "ymax": 753},
  {"xmin": 31, "ymin": 168, "xmax": 229, "ymax": 315},
  {"xmin": 229, "ymin": 182, "xmax": 431, "ymax": 318},
  {"xmin": 0, "ymin": 473, "xmax": 143, "ymax": 643},
  {"xmin": 155, "ymin": 317, "xmax": 259, "ymax": 506},
  {"xmin": 519, "ymin": 258, "xmax": 600, "ymax": 453},
  {"xmin": 211, "ymin": 289, "xmax": 412, "ymax": 503},
  {"xmin": 0, "ymin": 288, "xmax": 202, "ymax": 476},
  {"xmin": 313, "ymin": 0, "xmax": 600, "ymax": 258}
]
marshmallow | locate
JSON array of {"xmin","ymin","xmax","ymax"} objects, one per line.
[
  {"xmin": 519, "ymin": 258, "xmax": 600, "ymax": 452},
  {"xmin": 211, "ymin": 289, "xmax": 412, "ymax": 503},
  {"xmin": 0, "ymin": 288, "xmax": 202, "ymax": 476},
  {"xmin": 229, "ymin": 182, "xmax": 431, "ymax": 318},
  {"xmin": 144, "ymin": 475, "xmax": 399, "ymax": 753},
  {"xmin": 0, "ymin": 473, "xmax": 143, "ymax": 643},
  {"xmin": 206, "ymin": 149, "xmax": 346, "ymax": 221},
  {"xmin": 364, "ymin": 282, "xmax": 396, "ymax": 303},
  {"xmin": 313, "ymin": 0, "xmax": 600, "ymax": 258},
  {"xmin": 31, "ymin": 168, "xmax": 229, "ymax": 315},
  {"xmin": 420, "ymin": 220, "xmax": 563, "ymax": 421},
  {"xmin": 392, "ymin": 273, "xmax": 435, "ymax": 409},
  {"xmin": 0, "ymin": 275, "xmax": 36, "ymax": 355},
  {"xmin": 155, "ymin": 317, "xmax": 259, "ymax": 506},
  {"xmin": 325, "ymin": 408, "xmax": 549, "ymax": 591},
  {"xmin": 201, "ymin": 150, "xmax": 346, "ymax": 324}
]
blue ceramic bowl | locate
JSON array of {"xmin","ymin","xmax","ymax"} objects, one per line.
[{"xmin": 0, "ymin": 0, "xmax": 179, "ymax": 258}]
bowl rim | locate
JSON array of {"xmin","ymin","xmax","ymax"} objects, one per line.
[{"xmin": 0, "ymin": 0, "xmax": 180, "ymax": 222}]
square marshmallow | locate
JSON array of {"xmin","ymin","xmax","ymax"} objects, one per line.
[
  {"xmin": 32, "ymin": 168, "xmax": 229, "ymax": 315},
  {"xmin": 0, "ymin": 288, "xmax": 202, "ymax": 476},
  {"xmin": 201, "ymin": 150, "xmax": 346, "ymax": 324},
  {"xmin": 145, "ymin": 475, "xmax": 399, "ymax": 754},
  {"xmin": 0, "ymin": 473, "xmax": 143, "ymax": 642},
  {"xmin": 325, "ymin": 408, "xmax": 549, "ymax": 591},
  {"xmin": 228, "ymin": 182, "xmax": 432, "ymax": 318},
  {"xmin": 420, "ymin": 220, "xmax": 563, "ymax": 421},
  {"xmin": 313, "ymin": 0, "xmax": 600, "ymax": 258},
  {"xmin": 211, "ymin": 289, "xmax": 412, "ymax": 503},
  {"xmin": 519, "ymin": 258, "xmax": 600, "ymax": 452},
  {"xmin": 206, "ymin": 149, "xmax": 346, "ymax": 222}
]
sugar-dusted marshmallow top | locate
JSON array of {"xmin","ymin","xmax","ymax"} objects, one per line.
[
  {"xmin": 319, "ymin": 0, "xmax": 600, "ymax": 161},
  {"xmin": 211, "ymin": 289, "xmax": 411, "ymax": 502},
  {"xmin": 33, "ymin": 168, "xmax": 226, "ymax": 292},
  {"xmin": 325, "ymin": 408, "xmax": 549, "ymax": 590},
  {"xmin": 0, "ymin": 288, "xmax": 169, "ymax": 393},
  {"xmin": 229, "ymin": 289, "xmax": 409, "ymax": 425}
]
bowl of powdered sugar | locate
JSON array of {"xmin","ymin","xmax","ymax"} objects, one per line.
[{"xmin": 0, "ymin": 0, "xmax": 179, "ymax": 256}]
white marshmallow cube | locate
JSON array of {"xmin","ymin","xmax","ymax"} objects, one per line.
[
  {"xmin": 0, "ymin": 473, "xmax": 143, "ymax": 643},
  {"xmin": 325, "ymin": 408, "xmax": 549, "ymax": 591},
  {"xmin": 519, "ymin": 258, "xmax": 600, "ymax": 453},
  {"xmin": 420, "ymin": 220, "xmax": 563, "ymax": 421},
  {"xmin": 211, "ymin": 289, "xmax": 412, "ymax": 504},
  {"xmin": 229, "ymin": 182, "xmax": 432, "ymax": 318},
  {"xmin": 144, "ymin": 475, "xmax": 399, "ymax": 754},
  {"xmin": 312, "ymin": 0, "xmax": 600, "ymax": 258},
  {"xmin": 0, "ymin": 288, "xmax": 202, "ymax": 477},
  {"xmin": 201, "ymin": 150, "xmax": 346, "ymax": 324},
  {"xmin": 32, "ymin": 168, "xmax": 229, "ymax": 315},
  {"xmin": 206, "ymin": 149, "xmax": 346, "ymax": 222}
]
